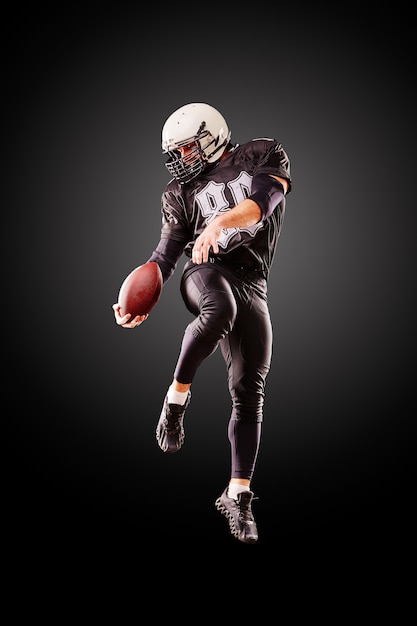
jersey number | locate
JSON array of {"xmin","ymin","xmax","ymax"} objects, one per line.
[{"xmin": 195, "ymin": 172, "xmax": 263, "ymax": 249}]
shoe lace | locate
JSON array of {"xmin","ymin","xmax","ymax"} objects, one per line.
[
  {"xmin": 238, "ymin": 494, "xmax": 258, "ymax": 522},
  {"xmin": 164, "ymin": 406, "xmax": 183, "ymax": 432}
]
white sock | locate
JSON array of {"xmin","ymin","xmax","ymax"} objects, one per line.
[
  {"xmin": 167, "ymin": 385, "xmax": 189, "ymax": 406},
  {"xmin": 228, "ymin": 483, "xmax": 250, "ymax": 501}
]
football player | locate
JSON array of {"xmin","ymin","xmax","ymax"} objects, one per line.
[{"xmin": 113, "ymin": 103, "xmax": 291, "ymax": 543}]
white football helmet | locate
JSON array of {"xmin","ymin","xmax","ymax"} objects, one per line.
[{"xmin": 161, "ymin": 103, "xmax": 231, "ymax": 184}]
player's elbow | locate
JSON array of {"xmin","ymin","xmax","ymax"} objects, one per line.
[{"xmin": 250, "ymin": 173, "xmax": 285, "ymax": 219}]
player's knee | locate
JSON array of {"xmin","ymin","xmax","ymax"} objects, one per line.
[
  {"xmin": 198, "ymin": 291, "xmax": 237, "ymax": 339},
  {"xmin": 231, "ymin": 411, "xmax": 263, "ymax": 424},
  {"xmin": 230, "ymin": 390, "xmax": 265, "ymax": 423}
]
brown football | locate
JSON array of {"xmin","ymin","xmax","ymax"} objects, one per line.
[{"xmin": 118, "ymin": 262, "xmax": 163, "ymax": 317}]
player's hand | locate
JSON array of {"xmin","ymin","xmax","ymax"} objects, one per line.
[
  {"xmin": 112, "ymin": 303, "xmax": 149, "ymax": 328},
  {"xmin": 192, "ymin": 220, "xmax": 222, "ymax": 264}
]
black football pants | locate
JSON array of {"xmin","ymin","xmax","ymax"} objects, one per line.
[{"xmin": 173, "ymin": 262, "xmax": 273, "ymax": 481}]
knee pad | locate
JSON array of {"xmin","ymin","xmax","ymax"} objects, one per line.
[
  {"xmin": 230, "ymin": 398, "xmax": 264, "ymax": 423},
  {"xmin": 193, "ymin": 290, "xmax": 237, "ymax": 343}
]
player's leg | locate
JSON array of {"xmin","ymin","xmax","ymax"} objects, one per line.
[
  {"xmin": 156, "ymin": 266, "xmax": 238, "ymax": 453},
  {"xmin": 175, "ymin": 266, "xmax": 238, "ymax": 382},
  {"xmin": 215, "ymin": 282, "xmax": 273, "ymax": 543}
]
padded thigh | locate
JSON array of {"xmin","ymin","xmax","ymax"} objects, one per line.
[{"xmin": 180, "ymin": 265, "xmax": 237, "ymax": 322}]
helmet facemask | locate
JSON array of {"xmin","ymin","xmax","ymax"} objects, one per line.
[{"xmin": 164, "ymin": 121, "xmax": 229, "ymax": 185}]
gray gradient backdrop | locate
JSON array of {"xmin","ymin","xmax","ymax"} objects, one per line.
[{"xmin": 8, "ymin": 9, "xmax": 413, "ymax": 555}]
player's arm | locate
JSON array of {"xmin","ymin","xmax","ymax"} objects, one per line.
[
  {"xmin": 113, "ymin": 237, "xmax": 185, "ymax": 329},
  {"xmin": 271, "ymin": 175, "xmax": 290, "ymax": 193},
  {"xmin": 147, "ymin": 237, "xmax": 185, "ymax": 283},
  {"xmin": 192, "ymin": 174, "xmax": 289, "ymax": 264}
]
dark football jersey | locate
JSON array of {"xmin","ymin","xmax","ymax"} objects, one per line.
[{"xmin": 159, "ymin": 138, "xmax": 291, "ymax": 273}]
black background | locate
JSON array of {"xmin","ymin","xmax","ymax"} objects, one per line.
[{"xmin": 7, "ymin": 8, "xmax": 413, "ymax": 563}]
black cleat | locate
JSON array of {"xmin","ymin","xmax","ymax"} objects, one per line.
[
  {"xmin": 156, "ymin": 392, "xmax": 191, "ymax": 453},
  {"xmin": 215, "ymin": 487, "xmax": 259, "ymax": 544}
]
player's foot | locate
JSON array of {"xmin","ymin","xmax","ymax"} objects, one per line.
[
  {"xmin": 215, "ymin": 487, "xmax": 259, "ymax": 544},
  {"xmin": 156, "ymin": 392, "xmax": 191, "ymax": 453}
]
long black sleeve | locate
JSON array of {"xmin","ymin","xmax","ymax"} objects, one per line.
[{"xmin": 147, "ymin": 237, "xmax": 186, "ymax": 283}]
